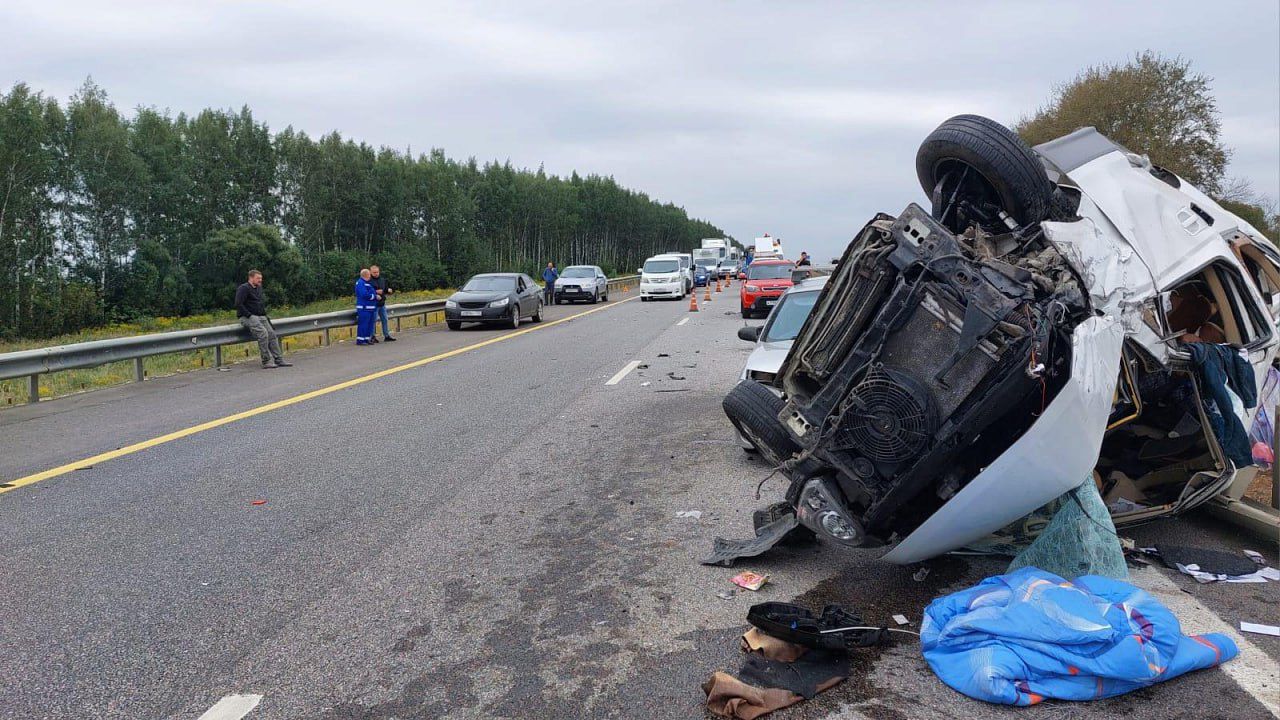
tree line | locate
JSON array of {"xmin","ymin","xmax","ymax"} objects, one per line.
[
  {"xmin": 1016, "ymin": 52, "xmax": 1279, "ymax": 239},
  {"xmin": 0, "ymin": 80, "xmax": 726, "ymax": 339}
]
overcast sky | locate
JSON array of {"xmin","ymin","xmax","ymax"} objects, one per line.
[{"xmin": 4, "ymin": 0, "xmax": 1277, "ymax": 261}]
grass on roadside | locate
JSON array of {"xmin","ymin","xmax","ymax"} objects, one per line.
[{"xmin": 0, "ymin": 288, "xmax": 454, "ymax": 407}]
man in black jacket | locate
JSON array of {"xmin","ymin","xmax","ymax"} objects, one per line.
[
  {"xmin": 235, "ymin": 270, "xmax": 291, "ymax": 368},
  {"xmin": 369, "ymin": 265, "xmax": 396, "ymax": 342}
]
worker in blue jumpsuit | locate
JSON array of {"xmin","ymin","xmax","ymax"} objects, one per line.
[{"xmin": 354, "ymin": 268, "xmax": 380, "ymax": 345}]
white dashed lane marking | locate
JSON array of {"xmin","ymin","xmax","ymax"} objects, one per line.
[
  {"xmin": 677, "ymin": 317, "xmax": 690, "ymax": 326},
  {"xmin": 197, "ymin": 694, "xmax": 262, "ymax": 720},
  {"xmin": 605, "ymin": 360, "xmax": 643, "ymax": 386}
]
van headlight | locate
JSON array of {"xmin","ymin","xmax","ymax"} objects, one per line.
[
  {"xmin": 445, "ymin": 299, "xmax": 458, "ymax": 309},
  {"xmin": 489, "ymin": 297, "xmax": 509, "ymax": 308}
]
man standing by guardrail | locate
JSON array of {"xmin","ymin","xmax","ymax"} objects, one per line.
[
  {"xmin": 235, "ymin": 270, "xmax": 292, "ymax": 369},
  {"xmin": 369, "ymin": 265, "xmax": 396, "ymax": 343},
  {"xmin": 541, "ymin": 262, "xmax": 558, "ymax": 305},
  {"xmin": 355, "ymin": 269, "xmax": 379, "ymax": 346}
]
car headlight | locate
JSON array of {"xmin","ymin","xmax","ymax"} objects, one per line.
[
  {"xmin": 445, "ymin": 299, "xmax": 458, "ymax": 309},
  {"xmin": 489, "ymin": 297, "xmax": 509, "ymax": 308},
  {"xmin": 745, "ymin": 284, "xmax": 760, "ymax": 292}
]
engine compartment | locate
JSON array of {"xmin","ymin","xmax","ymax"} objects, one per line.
[{"xmin": 776, "ymin": 203, "xmax": 1092, "ymax": 546}]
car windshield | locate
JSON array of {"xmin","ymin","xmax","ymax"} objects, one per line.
[
  {"xmin": 762, "ymin": 290, "xmax": 820, "ymax": 342},
  {"xmin": 748, "ymin": 264, "xmax": 792, "ymax": 280},
  {"xmin": 463, "ymin": 276, "xmax": 516, "ymax": 291},
  {"xmin": 644, "ymin": 259, "xmax": 680, "ymax": 273},
  {"xmin": 561, "ymin": 267, "xmax": 594, "ymax": 278}
]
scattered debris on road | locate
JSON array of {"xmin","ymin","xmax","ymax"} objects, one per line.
[
  {"xmin": 704, "ymin": 603, "xmax": 895, "ymax": 718},
  {"xmin": 676, "ymin": 510, "xmax": 703, "ymax": 520},
  {"xmin": 251, "ymin": 499, "xmax": 267, "ymax": 506},
  {"xmin": 730, "ymin": 571, "xmax": 769, "ymax": 591}
]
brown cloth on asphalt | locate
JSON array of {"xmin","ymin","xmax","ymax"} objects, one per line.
[
  {"xmin": 704, "ymin": 629, "xmax": 847, "ymax": 719},
  {"xmin": 740, "ymin": 627, "xmax": 805, "ymax": 663}
]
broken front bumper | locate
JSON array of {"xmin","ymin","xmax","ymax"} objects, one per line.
[{"xmin": 883, "ymin": 316, "xmax": 1123, "ymax": 562}]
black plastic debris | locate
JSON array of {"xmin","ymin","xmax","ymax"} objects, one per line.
[
  {"xmin": 701, "ymin": 514, "xmax": 799, "ymax": 567},
  {"xmin": 736, "ymin": 650, "xmax": 849, "ymax": 699},
  {"xmin": 1155, "ymin": 545, "xmax": 1259, "ymax": 577},
  {"xmin": 747, "ymin": 602, "xmax": 889, "ymax": 651}
]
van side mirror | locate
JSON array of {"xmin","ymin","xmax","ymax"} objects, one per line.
[
  {"xmin": 637, "ymin": 268, "xmax": 643, "ymax": 274},
  {"xmin": 737, "ymin": 326, "xmax": 761, "ymax": 342}
]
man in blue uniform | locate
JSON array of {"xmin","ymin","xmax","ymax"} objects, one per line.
[
  {"xmin": 354, "ymin": 268, "xmax": 380, "ymax": 346},
  {"xmin": 541, "ymin": 262, "xmax": 559, "ymax": 305}
]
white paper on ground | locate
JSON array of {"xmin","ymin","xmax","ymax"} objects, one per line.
[{"xmin": 1240, "ymin": 622, "xmax": 1280, "ymax": 637}]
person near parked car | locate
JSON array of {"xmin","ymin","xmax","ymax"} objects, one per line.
[
  {"xmin": 541, "ymin": 262, "xmax": 559, "ymax": 304},
  {"xmin": 234, "ymin": 270, "xmax": 291, "ymax": 369},
  {"xmin": 354, "ymin": 269, "xmax": 380, "ymax": 346},
  {"xmin": 369, "ymin": 265, "xmax": 396, "ymax": 343},
  {"xmin": 796, "ymin": 251, "xmax": 811, "ymax": 266}
]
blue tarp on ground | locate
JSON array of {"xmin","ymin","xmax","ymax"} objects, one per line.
[{"xmin": 921, "ymin": 567, "xmax": 1238, "ymax": 706}]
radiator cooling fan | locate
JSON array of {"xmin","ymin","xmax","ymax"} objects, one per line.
[{"xmin": 835, "ymin": 366, "xmax": 936, "ymax": 463}]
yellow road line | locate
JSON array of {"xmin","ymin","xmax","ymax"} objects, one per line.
[{"xmin": 1, "ymin": 297, "xmax": 638, "ymax": 495}]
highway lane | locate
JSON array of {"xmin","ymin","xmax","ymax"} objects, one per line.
[
  {"xmin": 0, "ymin": 297, "xmax": 635, "ymax": 485},
  {"xmin": 2, "ymin": 289, "xmax": 1278, "ymax": 719}
]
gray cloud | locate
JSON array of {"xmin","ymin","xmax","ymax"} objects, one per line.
[{"xmin": 3, "ymin": 0, "xmax": 1276, "ymax": 261}]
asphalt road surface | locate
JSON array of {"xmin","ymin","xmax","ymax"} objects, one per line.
[{"xmin": 2, "ymin": 288, "xmax": 1278, "ymax": 719}]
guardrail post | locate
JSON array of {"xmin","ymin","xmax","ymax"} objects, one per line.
[
  {"xmin": 214, "ymin": 345, "xmax": 223, "ymax": 367},
  {"xmin": 134, "ymin": 357, "xmax": 144, "ymax": 382},
  {"xmin": 323, "ymin": 328, "xmax": 331, "ymax": 346},
  {"xmin": 27, "ymin": 374, "xmax": 39, "ymax": 404},
  {"xmin": 396, "ymin": 316, "xmax": 402, "ymax": 333}
]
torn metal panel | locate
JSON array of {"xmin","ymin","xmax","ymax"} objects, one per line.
[{"xmin": 883, "ymin": 316, "xmax": 1124, "ymax": 564}]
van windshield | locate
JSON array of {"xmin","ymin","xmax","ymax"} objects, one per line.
[
  {"xmin": 695, "ymin": 258, "xmax": 718, "ymax": 268},
  {"xmin": 644, "ymin": 259, "xmax": 680, "ymax": 273}
]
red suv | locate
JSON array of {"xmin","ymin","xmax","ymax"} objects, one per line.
[{"xmin": 740, "ymin": 259, "xmax": 795, "ymax": 318}]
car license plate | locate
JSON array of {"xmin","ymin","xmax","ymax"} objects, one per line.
[
  {"xmin": 765, "ymin": 299, "xmax": 777, "ymax": 306},
  {"xmin": 461, "ymin": 310, "xmax": 481, "ymax": 317}
]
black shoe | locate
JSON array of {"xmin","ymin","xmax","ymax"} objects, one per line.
[
  {"xmin": 262, "ymin": 363, "xmax": 278, "ymax": 369},
  {"xmin": 274, "ymin": 360, "xmax": 293, "ymax": 367},
  {"xmin": 383, "ymin": 336, "xmax": 397, "ymax": 342},
  {"xmin": 370, "ymin": 336, "xmax": 380, "ymax": 344}
]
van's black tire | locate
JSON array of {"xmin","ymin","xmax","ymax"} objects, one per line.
[
  {"xmin": 915, "ymin": 114, "xmax": 1053, "ymax": 228},
  {"xmin": 723, "ymin": 380, "xmax": 799, "ymax": 466}
]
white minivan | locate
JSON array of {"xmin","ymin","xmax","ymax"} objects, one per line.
[{"xmin": 639, "ymin": 255, "xmax": 687, "ymax": 301}]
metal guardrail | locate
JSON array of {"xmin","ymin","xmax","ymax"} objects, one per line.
[{"xmin": 1, "ymin": 275, "xmax": 639, "ymax": 403}]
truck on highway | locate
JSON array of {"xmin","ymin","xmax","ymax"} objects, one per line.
[
  {"xmin": 699, "ymin": 239, "xmax": 736, "ymax": 278},
  {"xmin": 754, "ymin": 235, "xmax": 783, "ymax": 260}
]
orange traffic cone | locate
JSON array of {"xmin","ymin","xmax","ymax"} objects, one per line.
[
  {"xmin": 715, "ymin": 278, "xmax": 722, "ymax": 293},
  {"xmin": 689, "ymin": 293, "xmax": 699, "ymax": 312},
  {"xmin": 704, "ymin": 284, "xmax": 712, "ymax": 302}
]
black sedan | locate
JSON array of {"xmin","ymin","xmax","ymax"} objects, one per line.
[{"xmin": 445, "ymin": 273, "xmax": 543, "ymax": 330}]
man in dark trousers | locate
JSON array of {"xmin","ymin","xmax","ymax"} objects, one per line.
[
  {"xmin": 354, "ymin": 269, "xmax": 379, "ymax": 346},
  {"xmin": 235, "ymin": 270, "xmax": 291, "ymax": 369},
  {"xmin": 541, "ymin": 262, "xmax": 558, "ymax": 304},
  {"xmin": 369, "ymin": 265, "xmax": 396, "ymax": 342}
]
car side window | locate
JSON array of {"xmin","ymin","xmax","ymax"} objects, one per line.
[{"xmin": 516, "ymin": 277, "xmax": 526, "ymax": 292}]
